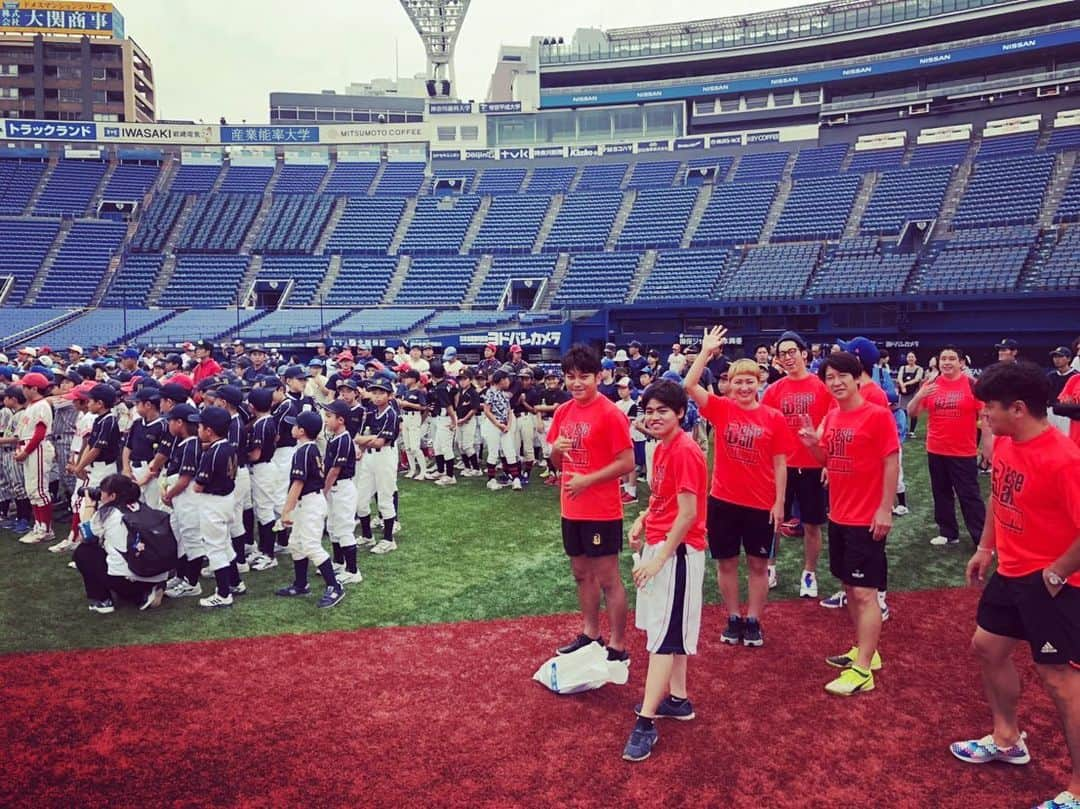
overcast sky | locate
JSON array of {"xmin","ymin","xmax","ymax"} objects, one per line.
[{"xmin": 125, "ymin": 0, "xmax": 796, "ymax": 123}]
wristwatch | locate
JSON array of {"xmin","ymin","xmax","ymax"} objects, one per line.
[{"xmin": 1047, "ymin": 570, "xmax": 1067, "ymax": 587}]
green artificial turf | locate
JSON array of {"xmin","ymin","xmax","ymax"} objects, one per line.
[{"xmin": 0, "ymin": 440, "xmax": 988, "ymax": 655}]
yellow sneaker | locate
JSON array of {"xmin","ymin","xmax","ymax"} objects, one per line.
[
  {"xmin": 825, "ymin": 666, "xmax": 875, "ymax": 696},
  {"xmin": 825, "ymin": 646, "xmax": 882, "ymax": 671}
]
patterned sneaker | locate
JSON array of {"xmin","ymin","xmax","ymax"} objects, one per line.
[
  {"xmin": 434, "ymin": 475, "xmax": 457, "ymax": 486},
  {"xmin": 249, "ymin": 554, "xmax": 278, "ymax": 571},
  {"xmin": 949, "ymin": 732, "xmax": 1030, "ymax": 765},
  {"xmin": 198, "ymin": 592, "xmax": 234, "ymax": 609},
  {"xmin": 826, "ymin": 646, "xmax": 883, "ymax": 671},
  {"xmin": 799, "ymin": 570, "xmax": 818, "ymax": 598},
  {"xmin": 230, "ymin": 582, "xmax": 248, "ymax": 596},
  {"xmin": 825, "ymin": 666, "xmax": 875, "ymax": 696},
  {"xmin": 317, "ymin": 585, "xmax": 346, "ymax": 608},
  {"xmin": 930, "ymin": 535, "xmax": 959, "ymax": 546},
  {"xmin": 622, "ymin": 722, "xmax": 659, "ymax": 762},
  {"xmin": 634, "ymin": 696, "xmax": 695, "ymax": 721},
  {"xmin": 165, "ymin": 580, "xmax": 202, "ymax": 599},
  {"xmin": 356, "ymin": 536, "xmax": 377, "ymax": 550},
  {"xmin": 820, "ymin": 590, "xmax": 847, "ymax": 609},
  {"xmin": 88, "ymin": 599, "xmax": 115, "ymax": 614},
  {"xmin": 1034, "ymin": 791, "xmax": 1080, "ymax": 809},
  {"xmin": 18, "ymin": 526, "xmax": 45, "ymax": 544},
  {"xmin": 557, "ymin": 633, "xmax": 603, "ymax": 655},
  {"xmin": 275, "ymin": 584, "xmax": 311, "ymax": 597},
  {"xmin": 742, "ymin": 618, "xmax": 764, "ymax": 647},
  {"xmin": 721, "ymin": 616, "xmax": 744, "ymax": 645}
]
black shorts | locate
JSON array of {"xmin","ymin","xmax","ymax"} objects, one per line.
[
  {"xmin": 562, "ymin": 518, "xmax": 623, "ymax": 558},
  {"xmin": 977, "ymin": 571, "xmax": 1080, "ymax": 667},
  {"xmin": 784, "ymin": 467, "xmax": 827, "ymax": 526},
  {"xmin": 827, "ymin": 521, "xmax": 887, "ymax": 590},
  {"xmin": 707, "ymin": 497, "xmax": 773, "ymax": 560}
]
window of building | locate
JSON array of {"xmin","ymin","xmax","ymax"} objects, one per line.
[
  {"xmin": 334, "ymin": 110, "xmax": 352, "ymax": 121},
  {"xmin": 316, "ymin": 110, "xmax": 334, "ymax": 121},
  {"xmin": 93, "ymin": 113, "xmax": 120, "ymax": 122},
  {"xmin": 0, "ymin": 87, "xmax": 17, "ymax": 99},
  {"xmin": 460, "ymin": 126, "xmax": 479, "ymax": 141},
  {"xmin": 59, "ymin": 89, "xmax": 82, "ymax": 103},
  {"xmin": 406, "ymin": 113, "xmax": 423, "ymax": 123},
  {"xmin": 91, "ymin": 67, "xmax": 107, "ymax": 80},
  {"xmin": 0, "ymin": 64, "xmax": 16, "ymax": 76},
  {"xmin": 352, "ymin": 111, "xmax": 371, "ymax": 122},
  {"xmin": 437, "ymin": 126, "xmax": 456, "ymax": 141},
  {"xmin": 93, "ymin": 90, "xmax": 107, "ymax": 104},
  {"xmin": 57, "ymin": 65, "xmax": 81, "ymax": 80},
  {"xmin": 298, "ymin": 109, "xmax": 316, "ymax": 121},
  {"xmin": 388, "ymin": 113, "xmax": 405, "ymax": 123}
]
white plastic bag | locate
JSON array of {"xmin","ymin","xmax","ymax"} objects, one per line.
[{"xmin": 532, "ymin": 641, "xmax": 630, "ymax": 695}]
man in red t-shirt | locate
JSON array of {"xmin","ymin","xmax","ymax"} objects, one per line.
[
  {"xmin": 192, "ymin": 339, "xmax": 223, "ymax": 385},
  {"xmin": 548, "ymin": 345, "xmax": 635, "ymax": 662},
  {"xmin": 1054, "ymin": 371, "xmax": 1080, "ymax": 448},
  {"xmin": 762, "ymin": 330, "xmax": 835, "ymax": 600},
  {"xmin": 623, "ymin": 380, "xmax": 708, "ymax": 762},
  {"xmin": 952, "ymin": 361, "xmax": 1080, "ymax": 809},
  {"xmin": 907, "ymin": 345, "xmax": 987, "ymax": 548},
  {"xmin": 799, "ymin": 352, "xmax": 899, "ymax": 697}
]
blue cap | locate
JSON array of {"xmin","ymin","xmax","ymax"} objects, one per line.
[
  {"xmin": 167, "ymin": 403, "xmax": 199, "ymax": 423},
  {"xmin": 661, "ymin": 370, "xmax": 683, "ymax": 384},
  {"xmin": 121, "ymin": 348, "xmax": 140, "ymax": 360},
  {"xmin": 248, "ymin": 388, "xmax": 273, "ymax": 411},
  {"xmin": 601, "ymin": 358, "xmax": 616, "ymax": 370},
  {"xmin": 285, "ymin": 410, "xmax": 322, "ymax": 437},
  {"xmin": 196, "ymin": 405, "xmax": 230, "ymax": 435},
  {"xmin": 836, "ymin": 337, "xmax": 880, "ymax": 373}
]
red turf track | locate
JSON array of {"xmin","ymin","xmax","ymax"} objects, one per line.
[{"xmin": 0, "ymin": 587, "xmax": 1067, "ymax": 809}]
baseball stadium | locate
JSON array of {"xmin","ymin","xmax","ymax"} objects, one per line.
[{"xmin": 1, "ymin": 0, "xmax": 1079, "ymax": 806}]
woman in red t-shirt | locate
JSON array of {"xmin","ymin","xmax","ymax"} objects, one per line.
[
  {"xmin": 623, "ymin": 380, "xmax": 708, "ymax": 763},
  {"xmin": 685, "ymin": 327, "xmax": 789, "ymax": 648}
]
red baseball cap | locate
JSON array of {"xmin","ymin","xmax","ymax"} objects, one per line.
[
  {"xmin": 171, "ymin": 374, "xmax": 194, "ymax": 391},
  {"xmin": 509, "ymin": 345, "xmax": 522, "ymax": 354},
  {"xmin": 337, "ymin": 351, "xmax": 354, "ymax": 362},
  {"xmin": 485, "ymin": 343, "xmax": 497, "ymax": 352},
  {"xmin": 19, "ymin": 372, "xmax": 51, "ymax": 390},
  {"xmin": 63, "ymin": 380, "xmax": 96, "ymax": 401}
]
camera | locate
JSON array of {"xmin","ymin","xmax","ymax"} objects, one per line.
[{"xmin": 78, "ymin": 485, "xmax": 102, "ymax": 502}]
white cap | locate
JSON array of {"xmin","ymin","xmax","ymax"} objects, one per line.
[
  {"xmin": 17, "ymin": 346, "xmax": 37, "ymax": 358},
  {"xmin": 68, "ymin": 344, "xmax": 84, "ymax": 354},
  {"xmin": 616, "ymin": 377, "xmax": 631, "ymax": 387}
]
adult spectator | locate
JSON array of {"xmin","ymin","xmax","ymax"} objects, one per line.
[
  {"xmin": 192, "ymin": 340, "xmax": 222, "ymax": 384},
  {"xmin": 626, "ymin": 341, "xmax": 647, "ymax": 378},
  {"xmin": 994, "ymin": 338, "xmax": 1019, "ymax": 364},
  {"xmin": 667, "ymin": 343, "xmax": 687, "ymax": 375},
  {"xmin": 1048, "ymin": 346, "xmax": 1079, "ymax": 437},
  {"xmin": 1071, "ymin": 336, "xmax": 1080, "ymax": 374},
  {"xmin": 896, "ymin": 352, "xmax": 925, "ymax": 437},
  {"xmin": 755, "ymin": 344, "xmax": 783, "ymax": 386}
]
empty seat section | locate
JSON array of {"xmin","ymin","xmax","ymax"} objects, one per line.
[
  {"xmin": 474, "ymin": 254, "xmax": 556, "ymax": 307},
  {"xmin": 157, "ymin": 255, "xmax": 250, "ymax": 307},
  {"xmin": 375, "ymin": 162, "xmax": 425, "ymax": 195},
  {"xmin": 474, "ymin": 168, "xmax": 525, "ymax": 195},
  {"xmin": 526, "ymin": 166, "xmax": 576, "ymax": 194},
  {"xmin": 576, "ymin": 163, "xmax": 628, "ymax": 191},
  {"xmin": 0, "ymin": 159, "xmax": 46, "ymax": 215},
  {"xmin": 400, "ymin": 195, "xmax": 480, "ymax": 255},
  {"xmin": 791, "ymin": 144, "xmax": 848, "ymax": 178},
  {"xmin": 635, "ymin": 249, "xmax": 730, "ymax": 301},
  {"xmin": 34, "ymin": 160, "xmax": 106, "ymax": 216},
  {"xmin": 471, "ymin": 195, "xmax": 550, "ymax": 254},
  {"xmin": 431, "ymin": 169, "xmax": 475, "ymax": 195},
  {"xmin": 0, "ymin": 218, "xmax": 58, "ymax": 304},
  {"xmin": 543, "ymin": 192, "xmax": 621, "ymax": 252},
  {"xmin": 1045, "ymin": 127, "xmax": 1080, "ymax": 153},
  {"xmin": 254, "ymin": 195, "xmax": 334, "ymax": 254},
  {"xmin": 34, "ymin": 220, "xmax": 128, "ymax": 306},
  {"xmin": 909, "ymin": 141, "xmax": 970, "ymax": 167},
  {"xmin": 103, "ymin": 254, "xmax": 165, "ymax": 307},
  {"xmin": 258, "ymin": 255, "xmax": 329, "ymax": 305},
  {"xmin": 395, "ymin": 256, "xmax": 478, "ymax": 305},
  {"xmin": 130, "ymin": 193, "xmax": 185, "ymax": 252},
  {"xmin": 31, "ymin": 308, "xmax": 171, "ymax": 348},
  {"xmin": 953, "ymin": 154, "xmax": 1052, "ymax": 229},
  {"xmin": 685, "ymin": 156, "xmax": 734, "ymax": 185},
  {"xmin": 692, "ymin": 182, "xmax": 776, "ymax": 246},
  {"xmin": 273, "ymin": 165, "xmax": 327, "ymax": 194},
  {"xmin": 552, "ymin": 252, "xmax": 640, "ymax": 306},
  {"xmin": 169, "ymin": 164, "xmax": 221, "ymax": 194},
  {"xmin": 617, "ymin": 188, "xmax": 698, "ymax": 249},
  {"xmin": 424, "ymin": 310, "xmax": 519, "ymax": 332},
  {"xmin": 1035, "ymin": 227, "xmax": 1080, "ymax": 290},
  {"xmin": 176, "ymin": 194, "xmax": 260, "ymax": 251},
  {"xmin": 136, "ymin": 308, "xmax": 263, "ymax": 345},
  {"xmin": 240, "ymin": 308, "xmax": 354, "ymax": 340},
  {"xmin": 1054, "ymin": 170, "xmax": 1080, "ymax": 223},
  {"xmin": 722, "ymin": 243, "xmax": 821, "ymax": 299},
  {"xmin": 324, "ymin": 162, "xmax": 378, "ymax": 195},
  {"xmin": 332, "ymin": 308, "xmax": 435, "ymax": 339},
  {"xmin": 976, "ymin": 132, "xmax": 1037, "ymax": 161},
  {"xmin": 102, "ymin": 163, "xmax": 160, "ymax": 200},
  {"xmin": 772, "ymin": 174, "xmax": 860, "ymax": 241},
  {"xmin": 325, "ymin": 256, "xmax": 397, "ymax": 306},
  {"xmin": 860, "ymin": 165, "xmax": 952, "ymax": 234},
  {"xmin": 0, "ymin": 308, "xmax": 73, "ymax": 342},
  {"xmin": 326, "ymin": 197, "xmax": 404, "ymax": 255},
  {"xmin": 847, "ymin": 147, "xmax": 904, "ymax": 173},
  {"xmin": 917, "ymin": 226, "xmax": 1035, "ymax": 293},
  {"xmin": 807, "ymin": 237, "xmax": 915, "ymax": 297},
  {"xmin": 218, "ymin": 166, "xmax": 274, "ymax": 194},
  {"xmin": 732, "ymin": 151, "xmax": 789, "ymax": 183},
  {"xmin": 625, "ymin": 161, "xmax": 679, "ymax": 189}
]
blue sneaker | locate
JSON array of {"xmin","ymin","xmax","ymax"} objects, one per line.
[
  {"xmin": 11, "ymin": 518, "xmax": 30, "ymax": 534},
  {"xmin": 634, "ymin": 697, "xmax": 695, "ymax": 721},
  {"xmin": 950, "ymin": 732, "xmax": 1030, "ymax": 765},
  {"xmin": 622, "ymin": 722, "xmax": 659, "ymax": 762},
  {"xmin": 275, "ymin": 584, "xmax": 311, "ymax": 597},
  {"xmin": 820, "ymin": 590, "xmax": 847, "ymax": 609},
  {"xmin": 317, "ymin": 584, "xmax": 345, "ymax": 608},
  {"xmin": 1035, "ymin": 791, "xmax": 1080, "ymax": 809}
]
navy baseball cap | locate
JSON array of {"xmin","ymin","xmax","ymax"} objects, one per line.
[
  {"xmin": 260, "ymin": 375, "xmax": 284, "ymax": 390},
  {"xmin": 196, "ymin": 406, "xmax": 230, "ymax": 435},
  {"xmin": 994, "ymin": 337, "xmax": 1019, "ymax": 350},
  {"xmin": 336, "ymin": 377, "xmax": 359, "ymax": 391},
  {"xmin": 159, "ymin": 382, "xmax": 189, "ymax": 403},
  {"xmin": 367, "ymin": 378, "xmax": 393, "ymax": 394},
  {"xmin": 661, "ymin": 370, "xmax": 683, "ymax": 384},
  {"xmin": 88, "ymin": 383, "xmax": 116, "ymax": 406},
  {"xmin": 283, "ymin": 365, "xmax": 310, "ymax": 380},
  {"xmin": 134, "ymin": 388, "xmax": 161, "ymax": 404},
  {"xmin": 286, "ymin": 410, "xmax": 322, "ymax": 438},
  {"xmin": 248, "ymin": 388, "xmax": 273, "ymax": 411},
  {"xmin": 167, "ymin": 403, "xmax": 200, "ymax": 423},
  {"xmin": 216, "ymin": 385, "xmax": 244, "ymax": 408},
  {"xmin": 324, "ymin": 399, "xmax": 352, "ymax": 417},
  {"xmin": 121, "ymin": 348, "xmax": 140, "ymax": 360}
]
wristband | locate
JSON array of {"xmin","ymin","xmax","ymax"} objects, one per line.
[{"xmin": 976, "ymin": 546, "xmax": 995, "ymax": 556}]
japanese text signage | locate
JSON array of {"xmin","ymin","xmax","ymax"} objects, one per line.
[
  {"xmin": 5, "ymin": 119, "xmax": 96, "ymax": 141},
  {"xmin": 0, "ymin": 1, "xmax": 121, "ymax": 38},
  {"xmin": 221, "ymin": 126, "xmax": 319, "ymax": 144}
]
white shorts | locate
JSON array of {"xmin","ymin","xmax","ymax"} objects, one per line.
[
  {"xmin": 22, "ymin": 441, "xmax": 55, "ymax": 507},
  {"xmin": 289, "ymin": 491, "xmax": 329, "ymax": 565},
  {"xmin": 250, "ymin": 461, "xmax": 278, "ymax": 525},
  {"xmin": 197, "ymin": 490, "xmax": 236, "ymax": 571},
  {"xmin": 230, "ymin": 466, "xmax": 252, "ymax": 538},
  {"xmin": 169, "ymin": 485, "xmax": 201, "ymax": 560},
  {"xmin": 635, "ymin": 543, "xmax": 705, "ymax": 655},
  {"xmin": 326, "ymin": 478, "xmax": 358, "ymax": 547},
  {"xmin": 431, "ymin": 415, "xmax": 455, "ymax": 458},
  {"xmin": 481, "ymin": 419, "xmax": 517, "ymax": 466}
]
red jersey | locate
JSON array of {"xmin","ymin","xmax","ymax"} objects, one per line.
[
  {"xmin": 917, "ymin": 374, "xmax": 982, "ymax": 457},
  {"xmin": 645, "ymin": 430, "xmax": 707, "ymax": 551},
  {"xmin": 1058, "ymin": 374, "xmax": 1080, "ymax": 448},
  {"xmin": 820, "ymin": 401, "xmax": 900, "ymax": 526},
  {"xmin": 547, "ymin": 394, "xmax": 633, "ymax": 521},
  {"xmin": 860, "ymin": 380, "xmax": 890, "ymax": 409},
  {"xmin": 762, "ymin": 374, "xmax": 836, "ymax": 469},
  {"xmin": 700, "ymin": 394, "xmax": 791, "ymax": 511},
  {"xmin": 991, "ymin": 428, "xmax": 1080, "ymax": 586}
]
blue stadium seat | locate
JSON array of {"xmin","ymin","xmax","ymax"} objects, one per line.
[
  {"xmin": 175, "ymin": 194, "xmax": 261, "ymax": 252},
  {"xmin": 722, "ymin": 242, "xmax": 821, "ymax": 299},
  {"xmin": 526, "ymin": 166, "xmax": 577, "ymax": 194},
  {"xmin": 102, "ymin": 253, "xmax": 164, "ymax": 307},
  {"xmin": 324, "ymin": 163, "xmax": 378, "ymax": 196},
  {"xmin": 772, "ymin": 174, "xmax": 860, "ymax": 241},
  {"xmin": 953, "ymin": 154, "xmax": 1052, "ymax": 229},
  {"xmin": 732, "ymin": 151, "xmax": 789, "ymax": 183},
  {"xmin": 254, "ymin": 195, "xmax": 334, "ymax": 254},
  {"xmin": 395, "ymin": 256, "xmax": 479, "ymax": 305},
  {"xmin": 0, "ymin": 158, "xmax": 46, "ymax": 215},
  {"xmin": 157, "ymin": 255, "xmax": 250, "ymax": 307},
  {"xmin": 273, "ymin": 165, "xmax": 327, "ymax": 194},
  {"xmin": 1053, "ymin": 169, "xmax": 1080, "ymax": 224},
  {"xmin": 34, "ymin": 160, "xmax": 107, "ymax": 216},
  {"xmin": 240, "ymin": 307, "xmax": 353, "ymax": 340},
  {"xmin": 474, "ymin": 168, "xmax": 526, "ymax": 195},
  {"xmin": 691, "ymin": 182, "xmax": 776, "ymax": 246},
  {"xmin": 617, "ymin": 188, "xmax": 698, "ymax": 250},
  {"xmin": 471, "ymin": 195, "xmax": 550, "ymax": 254},
  {"xmin": 807, "ymin": 237, "xmax": 915, "ymax": 297},
  {"xmin": 625, "ymin": 161, "xmax": 679, "ymax": 189},
  {"xmin": 860, "ymin": 165, "xmax": 952, "ymax": 234},
  {"xmin": 635, "ymin": 249, "xmax": 731, "ymax": 301},
  {"xmin": 685, "ymin": 156, "xmax": 734, "ymax": 185},
  {"xmin": 791, "ymin": 144, "xmax": 848, "ymax": 178},
  {"xmin": 258, "ymin": 255, "xmax": 329, "ymax": 305},
  {"xmin": 34, "ymin": 220, "xmax": 128, "ymax": 307},
  {"xmin": 130, "ymin": 193, "xmax": 184, "ymax": 252},
  {"xmin": 325, "ymin": 255, "xmax": 397, "ymax": 306},
  {"xmin": 976, "ymin": 132, "xmax": 1037, "ymax": 162},
  {"xmin": 169, "ymin": 164, "xmax": 221, "ymax": 194},
  {"xmin": 909, "ymin": 141, "xmax": 970, "ymax": 167},
  {"xmin": 424, "ymin": 310, "xmax": 520, "ymax": 332},
  {"xmin": 25, "ymin": 308, "xmax": 171, "ymax": 348},
  {"xmin": 553, "ymin": 252, "xmax": 640, "ymax": 306},
  {"xmin": 576, "ymin": 163, "xmax": 628, "ymax": 191},
  {"xmin": 543, "ymin": 192, "xmax": 622, "ymax": 252},
  {"xmin": 135, "ymin": 308, "xmax": 264, "ymax": 345},
  {"xmin": 218, "ymin": 165, "xmax": 274, "ymax": 194},
  {"xmin": 474, "ymin": 254, "xmax": 556, "ymax": 308},
  {"xmin": 332, "ymin": 308, "xmax": 435, "ymax": 339},
  {"xmin": 1035, "ymin": 226, "xmax": 1080, "ymax": 290},
  {"xmin": 102, "ymin": 163, "xmax": 161, "ymax": 200},
  {"xmin": 431, "ymin": 169, "xmax": 475, "ymax": 195},
  {"xmin": 375, "ymin": 163, "xmax": 425, "ymax": 195},
  {"xmin": 1045, "ymin": 127, "xmax": 1080, "ymax": 154},
  {"xmin": 326, "ymin": 197, "xmax": 405, "ymax": 255},
  {"xmin": 918, "ymin": 226, "xmax": 1036, "ymax": 293},
  {"xmin": 400, "ymin": 195, "xmax": 480, "ymax": 255},
  {"xmin": 0, "ymin": 218, "xmax": 59, "ymax": 304},
  {"xmin": 0, "ymin": 307, "xmax": 73, "ymax": 342},
  {"xmin": 847, "ymin": 147, "xmax": 904, "ymax": 174}
]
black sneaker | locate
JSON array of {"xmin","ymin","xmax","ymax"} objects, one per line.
[
  {"xmin": 556, "ymin": 633, "xmax": 603, "ymax": 655},
  {"xmin": 721, "ymin": 615, "xmax": 743, "ymax": 645},
  {"xmin": 606, "ymin": 646, "xmax": 630, "ymax": 664},
  {"xmin": 742, "ymin": 618, "xmax": 764, "ymax": 647},
  {"xmin": 635, "ymin": 696, "xmax": 696, "ymax": 721}
]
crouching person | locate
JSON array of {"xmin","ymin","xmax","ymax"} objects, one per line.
[{"xmin": 73, "ymin": 474, "xmax": 168, "ymax": 613}]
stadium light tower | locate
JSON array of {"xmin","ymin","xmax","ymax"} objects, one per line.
[{"xmin": 398, "ymin": 0, "xmax": 471, "ymax": 97}]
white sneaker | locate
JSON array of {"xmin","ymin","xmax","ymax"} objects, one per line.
[
  {"xmin": 422, "ymin": 471, "xmax": 442, "ymax": 481},
  {"xmin": 18, "ymin": 526, "xmax": 45, "ymax": 544},
  {"xmin": 767, "ymin": 565, "xmax": 777, "ymax": 590},
  {"xmin": 332, "ymin": 562, "xmax": 345, "ymax": 574},
  {"xmin": 878, "ymin": 592, "xmax": 890, "ymax": 622},
  {"xmin": 434, "ymin": 475, "xmax": 457, "ymax": 486},
  {"xmin": 372, "ymin": 516, "xmax": 383, "ymax": 529},
  {"xmin": 198, "ymin": 592, "xmax": 234, "ymax": 608},
  {"xmin": 930, "ymin": 535, "xmax": 959, "ymax": 546},
  {"xmin": 165, "ymin": 580, "xmax": 202, "ymax": 598},
  {"xmin": 236, "ymin": 562, "xmax": 250, "ymax": 574},
  {"xmin": 370, "ymin": 539, "xmax": 397, "ymax": 555},
  {"xmin": 357, "ymin": 536, "xmax": 377, "ymax": 549},
  {"xmin": 511, "ymin": 478, "xmax": 523, "ymax": 491},
  {"xmin": 799, "ymin": 570, "xmax": 818, "ymax": 598},
  {"xmin": 249, "ymin": 554, "xmax": 278, "ymax": 571},
  {"xmin": 48, "ymin": 537, "xmax": 76, "ymax": 553},
  {"xmin": 892, "ymin": 505, "xmax": 910, "ymax": 516},
  {"xmin": 486, "ymin": 478, "xmax": 504, "ymax": 491},
  {"xmin": 337, "ymin": 569, "xmax": 363, "ymax": 585},
  {"xmin": 392, "ymin": 520, "xmax": 400, "ymax": 535}
]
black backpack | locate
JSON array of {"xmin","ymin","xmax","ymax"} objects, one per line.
[{"xmin": 121, "ymin": 504, "xmax": 178, "ymax": 578}]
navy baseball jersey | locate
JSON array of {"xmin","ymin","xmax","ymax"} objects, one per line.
[
  {"xmin": 155, "ymin": 432, "xmax": 178, "ymax": 469},
  {"xmin": 248, "ymin": 414, "xmax": 277, "ymax": 465},
  {"xmin": 195, "ymin": 438, "xmax": 236, "ymax": 496},
  {"xmin": 227, "ymin": 413, "xmax": 248, "ymax": 464},
  {"xmin": 430, "ymin": 380, "xmax": 456, "ymax": 417},
  {"xmin": 273, "ymin": 394, "xmax": 314, "ymax": 449},
  {"xmin": 365, "ymin": 405, "xmax": 399, "ymax": 445},
  {"xmin": 456, "ymin": 386, "xmax": 482, "ymax": 419},
  {"xmin": 324, "ymin": 431, "xmax": 356, "ymax": 480},
  {"xmin": 291, "ymin": 441, "xmax": 324, "ymax": 496},
  {"xmin": 89, "ymin": 412, "xmax": 121, "ymax": 465},
  {"xmin": 344, "ymin": 403, "xmax": 366, "ymax": 438},
  {"xmin": 125, "ymin": 416, "xmax": 165, "ymax": 464},
  {"xmin": 174, "ymin": 435, "xmax": 200, "ymax": 479}
]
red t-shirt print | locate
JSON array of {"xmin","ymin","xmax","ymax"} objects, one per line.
[
  {"xmin": 547, "ymin": 394, "xmax": 633, "ymax": 521},
  {"xmin": 700, "ymin": 394, "xmax": 791, "ymax": 511},
  {"xmin": 991, "ymin": 428, "xmax": 1080, "ymax": 586},
  {"xmin": 762, "ymin": 374, "xmax": 836, "ymax": 469},
  {"xmin": 821, "ymin": 402, "xmax": 900, "ymax": 527},
  {"xmin": 646, "ymin": 430, "xmax": 708, "ymax": 551},
  {"xmin": 918, "ymin": 374, "xmax": 982, "ymax": 457}
]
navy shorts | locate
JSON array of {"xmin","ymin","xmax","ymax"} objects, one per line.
[
  {"xmin": 827, "ymin": 521, "xmax": 887, "ymax": 590},
  {"xmin": 633, "ymin": 441, "xmax": 646, "ymax": 467},
  {"xmin": 562, "ymin": 518, "xmax": 623, "ymax": 558},
  {"xmin": 977, "ymin": 571, "xmax": 1080, "ymax": 667}
]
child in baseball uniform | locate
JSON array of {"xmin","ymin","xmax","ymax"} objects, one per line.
[
  {"xmin": 246, "ymin": 388, "xmax": 280, "ymax": 571},
  {"xmin": 355, "ymin": 378, "xmax": 400, "ymax": 554},
  {"xmin": 275, "ymin": 410, "xmax": 345, "ymax": 609},
  {"xmin": 123, "ymin": 387, "xmax": 167, "ymax": 512},
  {"xmin": 14, "ymin": 372, "xmax": 55, "ymax": 544},
  {"xmin": 192, "ymin": 406, "xmax": 243, "ymax": 609},
  {"xmin": 454, "ymin": 369, "xmax": 482, "ymax": 477},
  {"xmin": 482, "ymin": 369, "xmax": 520, "ymax": 491},
  {"xmin": 163, "ymin": 404, "xmax": 205, "ymax": 600},
  {"xmin": 398, "ymin": 369, "xmax": 428, "ymax": 479},
  {"xmin": 72, "ymin": 383, "xmax": 121, "ymax": 490},
  {"xmin": 0, "ymin": 385, "xmax": 30, "ymax": 533},
  {"xmin": 323, "ymin": 399, "xmax": 360, "ymax": 584},
  {"xmin": 215, "ymin": 385, "xmax": 253, "ymax": 573}
]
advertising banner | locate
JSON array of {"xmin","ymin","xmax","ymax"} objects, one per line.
[
  {"xmin": 479, "ymin": 101, "xmax": 523, "ymax": 113},
  {"xmin": 0, "ymin": 1, "xmax": 120, "ymax": 38}
]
